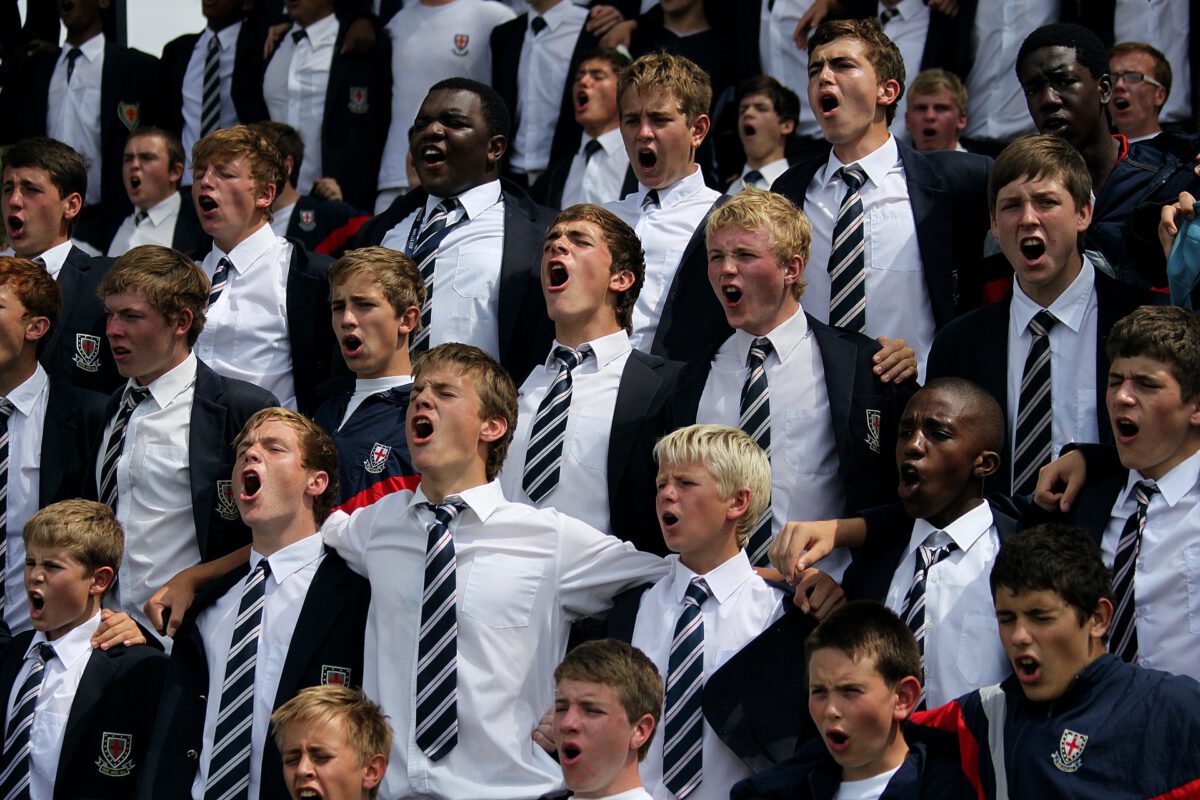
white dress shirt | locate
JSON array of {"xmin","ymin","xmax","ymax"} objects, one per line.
[
  {"xmin": 378, "ymin": 0, "xmax": 517, "ymax": 191},
  {"xmin": 880, "ymin": 0, "xmax": 931, "ymax": 142},
  {"xmin": 758, "ymin": 0, "xmax": 821, "ymax": 138},
  {"xmin": 340, "ymin": 374, "xmax": 413, "ymax": 428},
  {"xmin": 379, "ymin": 181, "xmax": 505, "ymax": 358},
  {"xmin": 181, "ymin": 23, "xmax": 242, "ymax": 183},
  {"xmin": 1101, "ymin": 449, "xmax": 1200, "ymax": 682},
  {"xmin": 834, "ymin": 767, "xmax": 901, "ymax": 800},
  {"xmin": 561, "ymin": 127, "xmax": 630, "ymax": 208},
  {"xmin": 725, "ymin": 157, "xmax": 790, "ymax": 196},
  {"xmin": 511, "ymin": 1, "xmax": 588, "ymax": 174},
  {"xmin": 191, "ymin": 534, "xmax": 324, "ymax": 800},
  {"xmin": 500, "ymin": 330, "xmax": 630, "ymax": 533},
  {"xmin": 598, "ymin": 790, "xmax": 654, "ymax": 800},
  {"xmin": 2, "ymin": 366, "xmax": 48, "ymax": 635},
  {"xmin": 269, "ymin": 202, "xmax": 296, "ymax": 239},
  {"xmin": 263, "ymin": 13, "xmax": 338, "ymax": 192},
  {"xmin": 632, "ymin": 552, "xmax": 784, "ymax": 800},
  {"xmin": 8, "ymin": 613, "xmax": 100, "ymax": 800},
  {"xmin": 882, "ymin": 502, "xmax": 1009, "ymax": 707},
  {"xmin": 1006, "ymin": 258, "xmax": 1099, "ymax": 473},
  {"xmin": 1114, "ymin": 0, "xmax": 1191, "ymax": 125},
  {"xmin": 47, "ymin": 33, "xmax": 104, "ymax": 206},
  {"xmin": 106, "ymin": 191, "xmax": 182, "ymax": 256},
  {"xmin": 196, "ymin": 224, "xmax": 297, "ymax": 407},
  {"xmin": 321, "ymin": 480, "xmax": 666, "ymax": 799},
  {"xmin": 802, "ymin": 135, "xmax": 935, "ymax": 378},
  {"xmin": 604, "ymin": 168, "xmax": 718, "ymax": 352},
  {"xmin": 97, "ymin": 353, "xmax": 202, "ymax": 639},
  {"xmin": 32, "ymin": 241, "xmax": 74, "ymax": 281},
  {"xmin": 696, "ymin": 308, "xmax": 851, "ymax": 582},
  {"xmin": 963, "ymin": 0, "xmax": 1056, "ymax": 140}
]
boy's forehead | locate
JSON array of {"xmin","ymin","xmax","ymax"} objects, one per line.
[
  {"xmin": 811, "ymin": 36, "xmax": 873, "ymax": 67},
  {"xmin": 125, "ymin": 132, "xmax": 167, "ymax": 155},
  {"xmin": 548, "ymin": 218, "xmax": 606, "ymax": 243},
  {"xmin": 739, "ymin": 92, "xmax": 777, "ymax": 111},
  {"xmin": 194, "ymin": 152, "xmax": 252, "ymax": 174},
  {"xmin": 579, "ymin": 58, "xmax": 616, "ymax": 77},
  {"xmin": 1108, "ymin": 354, "xmax": 1180, "ymax": 384},
  {"xmin": 807, "ymin": 645, "xmax": 880, "ymax": 679},
  {"xmin": 619, "ymin": 86, "xmax": 686, "ymax": 117},
  {"xmin": 993, "ymin": 584, "xmax": 1072, "ymax": 615},
  {"xmin": 3, "ymin": 165, "xmax": 57, "ymax": 191}
]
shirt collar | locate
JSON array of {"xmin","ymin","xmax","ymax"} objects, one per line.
[
  {"xmin": 63, "ymin": 32, "xmax": 105, "ymax": 64},
  {"xmin": 732, "ymin": 305, "xmax": 809, "ymax": 365},
  {"xmin": 636, "ymin": 166, "xmax": 708, "ymax": 210},
  {"xmin": 3, "ymin": 363, "xmax": 49, "ymax": 417},
  {"xmin": 127, "ymin": 351, "xmax": 197, "ymax": 408},
  {"xmin": 216, "ymin": 222, "xmax": 278, "ymax": 274},
  {"xmin": 427, "ymin": 179, "xmax": 502, "ymax": 222},
  {"xmin": 411, "ymin": 479, "xmax": 504, "ymax": 523},
  {"xmin": 36, "ymin": 240, "xmax": 75, "ymax": 281},
  {"xmin": 586, "ymin": 126, "xmax": 624, "ymax": 156},
  {"xmin": 891, "ymin": 0, "xmax": 926, "ymax": 21},
  {"xmin": 1124, "ymin": 447, "xmax": 1200, "ymax": 508},
  {"xmin": 250, "ymin": 531, "xmax": 324, "ymax": 586},
  {"xmin": 203, "ymin": 20, "xmax": 242, "ymax": 50},
  {"xmin": 29, "ymin": 610, "xmax": 101, "ymax": 670},
  {"xmin": 822, "ymin": 134, "xmax": 898, "ymax": 191},
  {"xmin": 145, "ymin": 191, "xmax": 182, "ymax": 227},
  {"xmin": 668, "ymin": 549, "xmax": 757, "ymax": 606},
  {"xmin": 548, "ymin": 330, "xmax": 631, "ymax": 371},
  {"xmin": 529, "ymin": 0, "xmax": 577, "ymax": 32},
  {"xmin": 354, "ymin": 375, "xmax": 412, "ymax": 394},
  {"xmin": 908, "ymin": 500, "xmax": 994, "ymax": 556},
  {"xmin": 1011, "ymin": 256, "xmax": 1095, "ymax": 334},
  {"xmin": 742, "ymin": 157, "xmax": 789, "ymax": 185},
  {"xmin": 297, "ymin": 12, "xmax": 339, "ymax": 46}
]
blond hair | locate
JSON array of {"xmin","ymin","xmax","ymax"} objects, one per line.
[
  {"xmin": 555, "ymin": 640, "xmax": 662, "ymax": 761},
  {"xmin": 706, "ymin": 188, "xmax": 811, "ymax": 300},
  {"xmin": 617, "ymin": 52, "xmax": 712, "ymax": 125},
  {"xmin": 233, "ymin": 408, "xmax": 340, "ymax": 523},
  {"xmin": 330, "ymin": 247, "xmax": 426, "ymax": 323},
  {"xmin": 99, "ymin": 245, "xmax": 209, "ymax": 346},
  {"xmin": 23, "ymin": 500, "xmax": 124, "ymax": 576}
]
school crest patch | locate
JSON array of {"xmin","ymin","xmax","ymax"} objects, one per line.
[
  {"xmin": 96, "ymin": 732, "xmax": 135, "ymax": 777},
  {"xmin": 348, "ymin": 86, "xmax": 369, "ymax": 114},
  {"xmin": 216, "ymin": 480, "xmax": 239, "ymax": 520},
  {"xmin": 73, "ymin": 333, "xmax": 102, "ymax": 372},
  {"xmin": 298, "ymin": 209, "xmax": 316, "ymax": 231},
  {"xmin": 321, "ymin": 665, "xmax": 351, "ymax": 686},
  {"xmin": 364, "ymin": 442, "xmax": 391, "ymax": 474},
  {"xmin": 117, "ymin": 101, "xmax": 140, "ymax": 131},
  {"xmin": 1052, "ymin": 728, "xmax": 1088, "ymax": 773},
  {"xmin": 864, "ymin": 409, "xmax": 881, "ymax": 454},
  {"xmin": 452, "ymin": 33, "xmax": 470, "ymax": 56}
]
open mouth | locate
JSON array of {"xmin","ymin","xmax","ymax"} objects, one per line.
[
  {"xmin": 29, "ymin": 592, "xmax": 44, "ymax": 613},
  {"xmin": 721, "ymin": 285, "xmax": 742, "ymax": 305},
  {"xmin": 1019, "ymin": 237, "xmax": 1046, "ymax": 262},
  {"xmin": 820, "ymin": 95, "xmax": 839, "ymax": 113},
  {"xmin": 825, "ymin": 729, "xmax": 849, "ymax": 749},
  {"xmin": 411, "ymin": 415, "xmax": 434, "ymax": 442},
  {"xmin": 922, "ymin": 127, "xmax": 936, "ymax": 138},
  {"xmin": 111, "ymin": 345, "xmax": 131, "ymax": 359},
  {"xmin": 297, "ymin": 790, "xmax": 321, "ymax": 799},
  {"xmin": 198, "ymin": 195, "xmax": 219, "ymax": 212},
  {"xmin": 638, "ymin": 148, "xmax": 657, "ymax": 169},
  {"xmin": 241, "ymin": 470, "xmax": 262, "ymax": 500},
  {"xmin": 576, "ymin": 91, "xmax": 589, "ymax": 110},
  {"xmin": 1115, "ymin": 418, "xmax": 1139, "ymax": 438},
  {"xmin": 6, "ymin": 216, "xmax": 24, "ymax": 234},
  {"xmin": 547, "ymin": 263, "xmax": 569, "ymax": 288},
  {"xmin": 1015, "ymin": 655, "xmax": 1041, "ymax": 682},
  {"xmin": 341, "ymin": 334, "xmax": 363, "ymax": 357},
  {"xmin": 420, "ymin": 146, "xmax": 447, "ymax": 166},
  {"xmin": 1041, "ymin": 115, "xmax": 1069, "ymax": 134},
  {"xmin": 560, "ymin": 743, "xmax": 582, "ymax": 763},
  {"xmin": 1113, "ymin": 98, "xmax": 1131, "ymax": 111},
  {"xmin": 742, "ymin": 123, "xmax": 757, "ymax": 137}
]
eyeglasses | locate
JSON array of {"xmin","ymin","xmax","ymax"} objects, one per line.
[{"xmin": 1113, "ymin": 71, "xmax": 1165, "ymax": 89}]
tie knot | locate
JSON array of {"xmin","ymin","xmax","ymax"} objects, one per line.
[
  {"xmin": 684, "ymin": 578, "xmax": 710, "ymax": 607},
  {"xmin": 124, "ymin": 385, "xmax": 150, "ymax": 409},
  {"xmin": 1135, "ymin": 480, "xmax": 1158, "ymax": 505},
  {"xmin": 432, "ymin": 198, "xmax": 459, "ymax": 219},
  {"xmin": 531, "ymin": 15, "xmax": 548, "ymax": 34},
  {"xmin": 747, "ymin": 337, "xmax": 773, "ymax": 366},
  {"xmin": 554, "ymin": 345, "xmax": 588, "ymax": 371},
  {"xmin": 880, "ymin": 6, "xmax": 900, "ymax": 25},
  {"xmin": 838, "ymin": 164, "xmax": 866, "ymax": 193},
  {"xmin": 584, "ymin": 139, "xmax": 604, "ymax": 160},
  {"xmin": 291, "ymin": 29, "xmax": 308, "ymax": 44},
  {"xmin": 920, "ymin": 541, "xmax": 957, "ymax": 568},
  {"xmin": 66, "ymin": 47, "xmax": 82, "ymax": 63},
  {"xmin": 423, "ymin": 500, "xmax": 465, "ymax": 527},
  {"xmin": 133, "ymin": 210, "xmax": 149, "ymax": 226},
  {"xmin": 1029, "ymin": 310, "xmax": 1058, "ymax": 337},
  {"xmin": 743, "ymin": 169, "xmax": 764, "ymax": 187},
  {"xmin": 642, "ymin": 189, "xmax": 660, "ymax": 210},
  {"xmin": 0, "ymin": 397, "xmax": 14, "ymax": 418},
  {"xmin": 34, "ymin": 643, "xmax": 55, "ymax": 664},
  {"xmin": 207, "ymin": 34, "xmax": 221, "ymax": 53},
  {"xmin": 216, "ymin": 256, "xmax": 233, "ymax": 274}
]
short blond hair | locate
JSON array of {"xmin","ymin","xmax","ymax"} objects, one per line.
[
  {"xmin": 706, "ymin": 188, "xmax": 811, "ymax": 300},
  {"xmin": 653, "ymin": 424, "xmax": 771, "ymax": 547},
  {"xmin": 23, "ymin": 500, "xmax": 124, "ymax": 576},
  {"xmin": 908, "ymin": 68, "xmax": 968, "ymax": 114},
  {"xmin": 555, "ymin": 640, "xmax": 662, "ymax": 761},
  {"xmin": 233, "ymin": 408, "xmax": 340, "ymax": 524},
  {"xmin": 100, "ymin": 245, "xmax": 210, "ymax": 346},
  {"xmin": 618, "ymin": 52, "xmax": 712, "ymax": 125},
  {"xmin": 271, "ymin": 686, "xmax": 392, "ymax": 800},
  {"xmin": 330, "ymin": 247, "xmax": 426, "ymax": 323}
]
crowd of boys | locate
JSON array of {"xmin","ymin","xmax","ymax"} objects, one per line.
[{"xmin": 0, "ymin": 3, "xmax": 1199, "ymax": 799}]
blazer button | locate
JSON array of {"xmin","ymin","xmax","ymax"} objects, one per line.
[{"xmin": 187, "ymin": 750, "xmax": 199, "ymax": 760}]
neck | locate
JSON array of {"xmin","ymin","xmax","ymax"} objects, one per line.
[
  {"xmin": 1127, "ymin": 121, "xmax": 1162, "ymax": 140},
  {"xmin": 361, "ymin": 351, "xmax": 413, "ymax": 381},
  {"xmin": 583, "ymin": 118, "xmax": 619, "ymax": 140},
  {"xmin": 207, "ymin": 15, "xmax": 242, "ymax": 33},
  {"xmin": 216, "ymin": 219, "xmax": 267, "ymax": 254},
  {"xmin": 1137, "ymin": 431, "xmax": 1200, "ymax": 482},
  {"xmin": 925, "ymin": 494, "xmax": 983, "ymax": 531},
  {"xmin": 1078, "ymin": 131, "xmax": 1120, "ymax": 192},
  {"xmin": 679, "ymin": 532, "xmax": 740, "ymax": 576},
  {"xmin": 528, "ymin": 0, "xmax": 561, "ymax": 13},
  {"xmin": 844, "ymin": 728, "xmax": 908, "ymax": 782},
  {"xmin": 253, "ymin": 518, "xmax": 318, "ymax": 557},
  {"xmin": 832, "ymin": 126, "xmax": 890, "ymax": 165},
  {"xmin": 138, "ymin": 191, "xmax": 175, "ymax": 212},
  {"xmin": 274, "ymin": 183, "xmax": 301, "ymax": 211},
  {"xmin": 577, "ymin": 765, "xmax": 644, "ymax": 799},
  {"xmin": 1019, "ymin": 251, "xmax": 1082, "ymax": 308},
  {"xmin": 0, "ymin": 357, "xmax": 37, "ymax": 397},
  {"xmin": 421, "ymin": 470, "xmax": 488, "ymax": 504},
  {"xmin": 554, "ymin": 316, "xmax": 621, "ymax": 351},
  {"xmin": 664, "ymin": 6, "xmax": 709, "ymax": 35},
  {"xmin": 65, "ymin": 25, "xmax": 101, "ymax": 47},
  {"xmin": 746, "ymin": 147, "xmax": 785, "ymax": 171}
]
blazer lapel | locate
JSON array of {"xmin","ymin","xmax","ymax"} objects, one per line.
[
  {"xmin": 812, "ymin": 321, "xmax": 856, "ymax": 465},
  {"xmin": 189, "ymin": 363, "xmax": 226, "ymax": 558},
  {"xmin": 272, "ymin": 554, "xmax": 355, "ymax": 706},
  {"xmin": 38, "ymin": 383, "xmax": 80, "ymax": 505},
  {"xmin": 607, "ymin": 353, "xmax": 662, "ymax": 501},
  {"xmin": 46, "ymin": 248, "xmax": 91, "ymax": 363},
  {"xmin": 898, "ymin": 143, "xmax": 954, "ymax": 325},
  {"xmin": 54, "ymin": 650, "xmax": 116, "ymax": 789}
]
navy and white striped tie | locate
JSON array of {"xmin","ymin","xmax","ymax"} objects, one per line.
[
  {"xmin": 0, "ymin": 399, "xmax": 14, "ymax": 616},
  {"xmin": 201, "ymin": 34, "xmax": 221, "ymax": 137},
  {"xmin": 416, "ymin": 501, "xmax": 465, "ymax": 761},
  {"xmin": 0, "ymin": 643, "xmax": 55, "ymax": 800},
  {"xmin": 900, "ymin": 541, "xmax": 957, "ymax": 708},
  {"xmin": 663, "ymin": 578, "xmax": 710, "ymax": 799},
  {"xmin": 522, "ymin": 346, "xmax": 590, "ymax": 503},
  {"xmin": 828, "ymin": 165, "xmax": 868, "ymax": 333},
  {"xmin": 204, "ymin": 559, "xmax": 271, "ymax": 800},
  {"xmin": 740, "ymin": 338, "xmax": 774, "ymax": 566},
  {"xmin": 1012, "ymin": 310, "xmax": 1058, "ymax": 495},
  {"xmin": 207, "ymin": 257, "xmax": 233, "ymax": 309},
  {"xmin": 98, "ymin": 386, "xmax": 151, "ymax": 511},
  {"xmin": 1110, "ymin": 480, "xmax": 1157, "ymax": 662},
  {"xmin": 409, "ymin": 199, "xmax": 459, "ymax": 357}
]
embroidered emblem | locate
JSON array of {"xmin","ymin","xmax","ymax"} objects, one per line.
[
  {"xmin": 321, "ymin": 665, "xmax": 351, "ymax": 686},
  {"xmin": 73, "ymin": 333, "xmax": 101, "ymax": 372},
  {"xmin": 364, "ymin": 442, "xmax": 391, "ymax": 474},
  {"xmin": 298, "ymin": 209, "xmax": 316, "ymax": 231},
  {"xmin": 1052, "ymin": 729, "xmax": 1088, "ymax": 773},
  {"xmin": 216, "ymin": 480, "xmax": 239, "ymax": 521},
  {"xmin": 864, "ymin": 409, "xmax": 881, "ymax": 454},
  {"xmin": 96, "ymin": 732, "xmax": 135, "ymax": 777},
  {"xmin": 452, "ymin": 33, "xmax": 470, "ymax": 56},
  {"xmin": 348, "ymin": 86, "xmax": 369, "ymax": 114},
  {"xmin": 117, "ymin": 101, "xmax": 140, "ymax": 131}
]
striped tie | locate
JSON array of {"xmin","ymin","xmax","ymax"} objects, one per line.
[
  {"xmin": 204, "ymin": 559, "xmax": 271, "ymax": 800},
  {"xmin": 0, "ymin": 399, "xmax": 14, "ymax": 616},
  {"xmin": 1109, "ymin": 481, "xmax": 1157, "ymax": 662},
  {"xmin": 642, "ymin": 189, "xmax": 660, "ymax": 211},
  {"xmin": 415, "ymin": 501, "xmax": 465, "ymax": 761},
  {"xmin": 1012, "ymin": 310, "xmax": 1058, "ymax": 495},
  {"xmin": 663, "ymin": 578, "xmax": 710, "ymax": 799},
  {"xmin": 522, "ymin": 346, "xmax": 589, "ymax": 503},
  {"xmin": 739, "ymin": 338, "xmax": 774, "ymax": 567},
  {"xmin": 741, "ymin": 170, "xmax": 764, "ymax": 191},
  {"xmin": 98, "ymin": 386, "xmax": 150, "ymax": 512},
  {"xmin": 828, "ymin": 165, "xmax": 868, "ymax": 333},
  {"xmin": 201, "ymin": 34, "xmax": 221, "ymax": 137},
  {"xmin": 900, "ymin": 540, "xmax": 957, "ymax": 708},
  {"xmin": 207, "ymin": 257, "xmax": 232, "ymax": 309},
  {"xmin": 0, "ymin": 643, "xmax": 55, "ymax": 800},
  {"xmin": 408, "ymin": 199, "xmax": 459, "ymax": 357}
]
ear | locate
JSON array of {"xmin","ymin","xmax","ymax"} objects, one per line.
[
  {"xmin": 780, "ymin": 118, "xmax": 796, "ymax": 137},
  {"xmin": 1098, "ymin": 73, "xmax": 1113, "ymax": 106},
  {"xmin": 955, "ymin": 112, "xmax": 967, "ymax": 133},
  {"xmin": 23, "ymin": 314, "xmax": 50, "ymax": 343},
  {"xmin": 973, "ymin": 449, "xmax": 1001, "ymax": 479},
  {"xmin": 629, "ymin": 712, "xmax": 655, "ymax": 754},
  {"xmin": 782, "ymin": 253, "xmax": 805, "ymax": 286},
  {"xmin": 171, "ymin": 308, "xmax": 194, "ymax": 340},
  {"xmin": 877, "ymin": 78, "xmax": 902, "ymax": 111},
  {"xmin": 725, "ymin": 486, "xmax": 752, "ymax": 521},
  {"xmin": 168, "ymin": 160, "xmax": 185, "ymax": 186},
  {"xmin": 488, "ymin": 134, "xmax": 508, "ymax": 167},
  {"xmin": 305, "ymin": 469, "xmax": 330, "ymax": 500},
  {"xmin": 397, "ymin": 304, "xmax": 421, "ymax": 337},
  {"xmin": 90, "ymin": 565, "xmax": 115, "ymax": 596},
  {"xmin": 479, "ymin": 414, "xmax": 508, "ymax": 444},
  {"xmin": 1076, "ymin": 199, "xmax": 1093, "ymax": 233},
  {"xmin": 989, "ymin": 212, "xmax": 1000, "ymax": 242},
  {"xmin": 62, "ymin": 191, "xmax": 84, "ymax": 223},
  {"xmin": 1187, "ymin": 393, "xmax": 1200, "ymax": 428},
  {"xmin": 690, "ymin": 114, "xmax": 711, "ymax": 150},
  {"xmin": 1154, "ymin": 86, "xmax": 1168, "ymax": 110},
  {"xmin": 361, "ymin": 754, "xmax": 387, "ymax": 791},
  {"xmin": 256, "ymin": 179, "xmax": 277, "ymax": 211},
  {"xmin": 1089, "ymin": 596, "xmax": 1113, "ymax": 642},
  {"xmin": 892, "ymin": 675, "xmax": 923, "ymax": 720},
  {"xmin": 608, "ymin": 268, "xmax": 635, "ymax": 294},
  {"xmin": 284, "ymin": 155, "xmax": 296, "ymax": 184}
]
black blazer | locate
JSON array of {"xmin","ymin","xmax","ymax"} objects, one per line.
[
  {"xmin": 0, "ymin": 634, "xmax": 167, "ymax": 800},
  {"xmin": 352, "ymin": 180, "xmax": 555, "ymax": 383},
  {"xmin": 491, "ymin": 15, "xmax": 598, "ymax": 177},
  {"xmin": 281, "ymin": 238, "xmax": 336, "ymax": 414},
  {"xmin": 136, "ymin": 550, "xmax": 369, "ymax": 800},
  {"xmin": 40, "ymin": 376, "xmax": 108, "ymax": 505},
  {"xmin": 925, "ymin": 269, "xmax": 1158, "ymax": 493},
  {"xmin": 531, "ymin": 150, "xmax": 638, "ymax": 209},
  {"xmin": 171, "ymin": 187, "xmax": 213, "ymax": 258},
  {"xmin": 665, "ymin": 315, "xmax": 917, "ymax": 519},
  {"xmin": 39, "ymin": 246, "xmax": 123, "ymax": 395},
  {"xmin": 772, "ymin": 141, "xmax": 993, "ymax": 324},
  {"xmin": 158, "ymin": 21, "xmax": 270, "ymax": 138}
]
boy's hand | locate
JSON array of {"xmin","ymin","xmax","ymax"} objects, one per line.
[
  {"xmin": 874, "ymin": 336, "xmax": 918, "ymax": 384},
  {"xmin": 311, "ymin": 176, "xmax": 344, "ymax": 201},
  {"xmin": 532, "ymin": 707, "xmax": 556, "ymax": 756},
  {"xmin": 1159, "ymin": 191, "xmax": 1196, "ymax": 258},
  {"xmin": 793, "ymin": 568, "xmax": 845, "ymax": 620},
  {"xmin": 792, "ymin": 0, "xmax": 834, "ymax": 49},
  {"xmin": 263, "ymin": 22, "xmax": 289, "ymax": 60},
  {"xmin": 585, "ymin": 4, "xmax": 625, "ymax": 37},
  {"xmin": 600, "ymin": 19, "xmax": 637, "ymax": 50},
  {"xmin": 1035, "ymin": 449, "xmax": 1086, "ymax": 513},
  {"xmin": 770, "ymin": 518, "xmax": 865, "ymax": 584},
  {"xmin": 339, "ymin": 17, "xmax": 376, "ymax": 56},
  {"xmin": 91, "ymin": 609, "xmax": 147, "ymax": 650}
]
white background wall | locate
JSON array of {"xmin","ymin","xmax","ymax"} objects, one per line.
[{"xmin": 17, "ymin": 0, "xmax": 206, "ymax": 58}]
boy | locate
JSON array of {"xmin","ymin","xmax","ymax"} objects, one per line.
[
  {"xmin": 916, "ymin": 524, "xmax": 1200, "ymax": 798},
  {"xmin": 191, "ymin": 125, "xmax": 334, "ymax": 413},
  {"xmin": 1109, "ymin": 42, "xmax": 1170, "ymax": 144},
  {"xmin": 107, "ymin": 128, "xmax": 209, "ymax": 258},
  {"xmin": 726, "ymin": 76, "xmax": 798, "ymax": 195},
  {"xmin": 553, "ymin": 639, "xmax": 661, "ymax": 800},
  {"xmin": 137, "ymin": 409, "xmax": 370, "ymax": 800},
  {"xmin": 314, "ymin": 247, "xmax": 421, "ymax": 512},
  {"xmin": 903, "ymin": 69, "xmax": 968, "ymax": 154},
  {"xmin": 730, "ymin": 601, "xmax": 972, "ymax": 800},
  {"xmin": 500, "ymin": 204, "xmax": 678, "ymax": 548},
  {"xmin": 0, "ymin": 499, "xmax": 166, "ymax": 798},
  {"xmin": 271, "ymin": 685, "xmax": 391, "ymax": 800}
]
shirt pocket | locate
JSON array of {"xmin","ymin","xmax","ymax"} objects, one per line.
[
  {"xmin": 461, "ymin": 553, "xmax": 545, "ymax": 628},
  {"xmin": 450, "ymin": 251, "xmax": 495, "ymax": 301},
  {"xmin": 865, "ymin": 205, "xmax": 920, "ymax": 272},
  {"xmin": 783, "ymin": 409, "xmax": 838, "ymax": 475},
  {"xmin": 138, "ymin": 444, "xmax": 190, "ymax": 508},
  {"xmin": 956, "ymin": 612, "xmax": 1005, "ymax": 684},
  {"xmin": 1184, "ymin": 544, "xmax": 1200, "ymax": 634},
  {"xmin": 568, "ymin": 406, "xmax": 609, "ymax": 472}
]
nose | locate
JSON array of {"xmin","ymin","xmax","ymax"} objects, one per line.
[
  {"xmin": 636, "ymin": 116, "xmax": 654, "ymax": 141},
  {"xmin": 1110, "ymin": 378, "xmax": 1136, "ymax": 407},
  {"xmin": 1008, "ymin": 619, "xmax": 1033, "ymax": 648},
  {"xmin": 903, "ymin": 429, "xmax": 926, "ymax": 457}
]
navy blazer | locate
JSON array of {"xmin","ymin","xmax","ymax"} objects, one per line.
[
  {"xmin": 0, "ymin": 634, "xmax": 166, "ymax": 800},
  {"xmin": 531, "ymin": 151, "xmax": 638, "ymax": 210},
  {"xmin": 352, "ymin": 180, "xmax": 555, "ymax": 383},
  {"xmin": 158, "ymin": 21, "xmax": 269, "ymax": 138},
  {"xmin": 772, "ymin": 140, "xmax": 993, "ymax": 325},
  {"xmin": 39, "ymin": 246, "xmax": 123, "ymax": 395},
  {"xmin": 40, "ymin": 376, "xmax": 108, "ymax": 505},
  {"xmin": 136, "ymin": 550, "xmax": 369, "ymax": 800},
  {"xmin": 278, "ymin": 237, "xmax": 336, "ymax": 415},
  {"xmin": 925, "ymin": 269, "xmax": 1158, "ymax": 494},
  {"xmin": 171, "ymin": 187, "xmax": 213, "ymax": 258}
]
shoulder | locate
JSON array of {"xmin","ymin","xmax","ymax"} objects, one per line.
[
  {"xmin": 162, "ymin": 33, "xmax": 200, "ymax": 58},
  {"xmin": 285, "ymin": 238, "xmax": 334, "ymax": 277},
  {"xmin": 107, "ymin": 44, "xmax": 159, "ymax": 69},
  {"xmin": 197, "ymin": 361, "xmax": 279, "ymax": 409},
  {"xmin": 48, "ymin": 377, "xmax": 107, "ymax": 415},
  {"xmin": 771, "ymin": 153, "xmax": 827, "ymax": 199}
]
